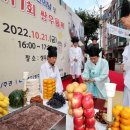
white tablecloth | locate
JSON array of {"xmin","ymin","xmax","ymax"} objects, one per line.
[
  {"xmin": 9, "ymin": 100, "xmax": 107, "ymax": 130},
  {"xmin": 43, "ymin": 100, "xmax": 107, "ymax": 130}
]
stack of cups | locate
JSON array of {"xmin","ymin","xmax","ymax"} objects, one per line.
[
  {"xmin": 43, "ymin": 78, "xmax": 56, "ymax": 99},
  {"xmin": 105, "ymin": 83, "xmax": 117, "ymax": 122}
]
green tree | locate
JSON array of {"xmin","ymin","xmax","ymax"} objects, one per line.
[{"xmin": 75, "ymin": 9, "xmax": 100, "ymax": 39}]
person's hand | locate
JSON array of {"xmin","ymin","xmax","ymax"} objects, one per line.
[
  {"xmin": 83, "ymin": 78, "xmax": 90, "ymax": 82},
  {"xmin": 89, "ymin": 79, "xmax": 95, "ymax": 82}
]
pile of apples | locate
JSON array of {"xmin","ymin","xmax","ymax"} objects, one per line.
[
  {"xmin": 65, "ymin": 82, "xmax": 87, "ymax": 116},
  {"xmin": 72, "ymin": 92, "xmax": 96, "ymax": 130},
  {"xmin": 112, "ymin": 105, "xmax": 130, "ymax": 130}
]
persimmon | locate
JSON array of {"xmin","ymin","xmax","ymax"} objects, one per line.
[
  {"xmin": 72, "ymin": 82, "xmax": 79, "ymax": 87},
  {"xmin": 74, "ymin": 87, "xmax": 83, "ymax": 93},
  {"xmin": 68, "ymin": 101, "xmax": 72, "ymax": 108},
  {"xmin": 67, "ymin": 93, "xmax": 73, "ymax": 100},
  {"xmin": 79, "ymin": 83, "xmax": 87, "ymax": 92},
  {"xmin": 66, "ymin": 84, "xmax": 75, "ymax": 93},
  {"xmin": 68, "ymin": 108, "xmax": 73, "ymax": 115}
]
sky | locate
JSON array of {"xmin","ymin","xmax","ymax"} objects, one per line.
[{"xmin": 63, "ymin": 0, "xmax": 112, "ymax": 12}]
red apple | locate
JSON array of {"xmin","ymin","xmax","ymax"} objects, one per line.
[
  {"xmin": 74, "ymin": 116, "xmax": 84, "ymax": 127},
  {"xmin": 72, "ymin": 92, "xmax": 83, "ymax": 108},
  {"xmin": 85, "ymin": 117, "xmax": 95, "ymax": 128},
  {"xmin": 74, "ymin": 125, "xmax": 85, "ymax": 130},
  {"xmin": 73, "ymin": 92, "xmax": 83, "ymax": 98},
  {"xmin": 82, "ymin": 98, "xmax": 94, "ymax": 109},
  {"xmin": 85, "ymin": 127, "xmax": 96, "ymax": 130},
  {"xmin": 83, "ymin": 93, "xmax": 93, "ymax": 99},
  {"xmin": 73, "ymin": 107, "xmax": 83, "ymax": 118},
  {"xmin": 83, "ymin": 108, "xmax": 95, "ymax": 118}
]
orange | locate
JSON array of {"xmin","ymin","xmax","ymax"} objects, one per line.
[
  {"xmin": 120, "ymin": 110, "xmax": 130, "ymax": 119},
  {"xmin": 114, "ymin": 105, "xmax": 123, "ymax": 111},
  {"xmin": 112, "ymin": 121, "xmax": 120, "ymax": 128},
  {"xmin": 120, "ymin": 118, "xmax": 130, "ymax": 126},
  {"xmin": 115, "ymin": 116, "xmax": 120, "ymax": 122},
  {"xmin": 112, "ymin": 107, "xmax": 121, "ymax": 117},
  {"xmin": 120, "ymin": 124, "xmax": 130, "ymax": 130},
  {"xmin": 112, "ymin": 105, "xmax": 123, "ymax": 117},
  {"xmin": 123, "ymin": 107, "xmax": 130, "ymax": 113},
  {"xmin": 111, "ymin": 127, "xmax": 120, "ymax": 130}
]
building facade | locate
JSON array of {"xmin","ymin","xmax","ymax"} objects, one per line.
[{"xmin": 102, "ymin": 0, "xmax": 126, "ymax": 63}]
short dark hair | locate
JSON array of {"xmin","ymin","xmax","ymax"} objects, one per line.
[
  {"xmin": 71, "ymin": 36, "xmax": 79, "ymax": 43},
  {"xmin": 91, "ymin": 36, "xmax": 98, "ymax": 41},
  {"xmin": 87, "ymin": 45, "xmax": 102, "ymax": 57},
  {"xmin": 121, "ymin": 0, "xmax": 130, "ymax": 18}
]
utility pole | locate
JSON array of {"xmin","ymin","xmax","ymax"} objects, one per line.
[{"xmin": 99, "ymin": 5, "xmax": 103, "ymax": 48}]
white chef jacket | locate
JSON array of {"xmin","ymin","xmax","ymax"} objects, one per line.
[
  {"xmin": 40, "ymin": 61, "xmax": 63, "ymax": 94},
  {"xmin": 69, "ymin": 46, "xmax": 83, "ymax": 76}
]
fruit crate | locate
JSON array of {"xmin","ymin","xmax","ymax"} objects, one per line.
[{"xmin": 0, "ymin": 103, "xmax": 66, "ymax": 130}]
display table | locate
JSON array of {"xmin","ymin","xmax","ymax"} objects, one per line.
[
  {"xmin": 43, "ymin": 100, "xmax": 107, "ymax": 130},
  {"xmin": 9, "ymin": 100, "xmax": 107, "ymax": 130}
]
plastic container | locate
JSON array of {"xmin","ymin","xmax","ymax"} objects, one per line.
[{"xmin": 105, "ymin": 83, "xmax": 116, "ymax": 97}]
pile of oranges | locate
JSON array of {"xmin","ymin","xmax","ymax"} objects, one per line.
[
  {"xmin": 111, "ymin": 105, "xmax": 130, "ymax": 130},
  {"xmin": 43, "ymin": 78, "xmax": 56, "ymax": 99}
]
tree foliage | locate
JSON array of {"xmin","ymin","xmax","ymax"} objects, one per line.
[{"xmin": 75, "ymin": 9, "xmax": 100, "ymax": 38}]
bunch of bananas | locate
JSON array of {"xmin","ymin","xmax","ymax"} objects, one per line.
[{"xmin": 0, "ymin": 92, "xmax": 9, "ymax": 118}]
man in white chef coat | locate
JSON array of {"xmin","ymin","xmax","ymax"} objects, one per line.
[
  {"xmin": 69, "ymin": 36, "xmax": 83, "ymax": 82},
  {"xmin": 40, "ymin": 46, "xmax": 63, "ymax": 94},
  {"xmin": 120, "ymin": 0, "xmax": 130, "ymax": 106}
]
